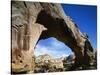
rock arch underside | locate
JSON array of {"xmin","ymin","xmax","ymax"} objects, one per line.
[{"xmin": 11, "ymin": 1, "xmax": 96, "ymax": 74}]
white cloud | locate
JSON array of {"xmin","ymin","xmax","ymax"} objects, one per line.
[
  {"xmin": 35, "ymin": 44, "xmax": 69, "ymax": 58},
  {"xmin": 34, "ymin": 37, "xmax": 73, "ymax": 58},
  {"xmin": 35, "ymin": 44, "xmax": 54, "ymax": 56},
  {"xmin": 62, "ymin": 54, "xmax": 69, "ymax": 57},
  {"xmin": 35, "ymin": 44, "xmax": 50, "ymax": 56},
  {"xmin": 49, "ymin": 38, "xmax": 65, "ymax": 48}
]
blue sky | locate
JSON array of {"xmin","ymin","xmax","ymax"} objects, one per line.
[
  {"xmin": 35, "ymin": 4, "xmax": 97, "ymax": 58},
  {"xmin": 35, "ymin": 37, "xmax": 73, "ymax": 58},
  {"xmin": 62, "ymin": 4, "xmax": 97, "ymax": 48}
]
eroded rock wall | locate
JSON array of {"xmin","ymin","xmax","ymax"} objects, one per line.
[{"xmin": 11, "ymin": 1, "xmax": 47, "ymax": 73}]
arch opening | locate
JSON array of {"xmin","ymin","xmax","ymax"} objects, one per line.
[
  {"xmin": 35, "ymin": 37, "xmax": 74, "ymax": 58},
  {"xmin": 34, "ymin": 37, "xmax": 75, "ymax": 72}
]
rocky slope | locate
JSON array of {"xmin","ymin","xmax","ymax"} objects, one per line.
[{"xmin": 34, "ymin": 54, "xmax": 64, "ymax": 73}]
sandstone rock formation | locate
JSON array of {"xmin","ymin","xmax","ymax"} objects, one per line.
[
  {"xmin": 11, "ymin": 0, "xmax": 95, "ymax": 74},
  {"xmin": 35, "ymin": 54, "xmax": 52, "ymax": 64},
  {"xmin": 35, "ymin": 54, "xmax": 64, "ymax": 73}
]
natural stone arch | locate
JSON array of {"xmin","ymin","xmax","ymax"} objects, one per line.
[
  {"xmin": 36, "ymin": 10, "xmax": 93, "ymax": 68},
  {"xmin": 11, "ymin": 1, "xmax": 94, "ymax": 73}
]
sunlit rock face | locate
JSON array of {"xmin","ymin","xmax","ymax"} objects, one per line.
[
  {"xmin": 35, "ymin": 54, "xmax": 64, "ymax": 72},
  {"xmin": 11, "ymin": 1, "xmax": 94, "ymax": 73}
]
